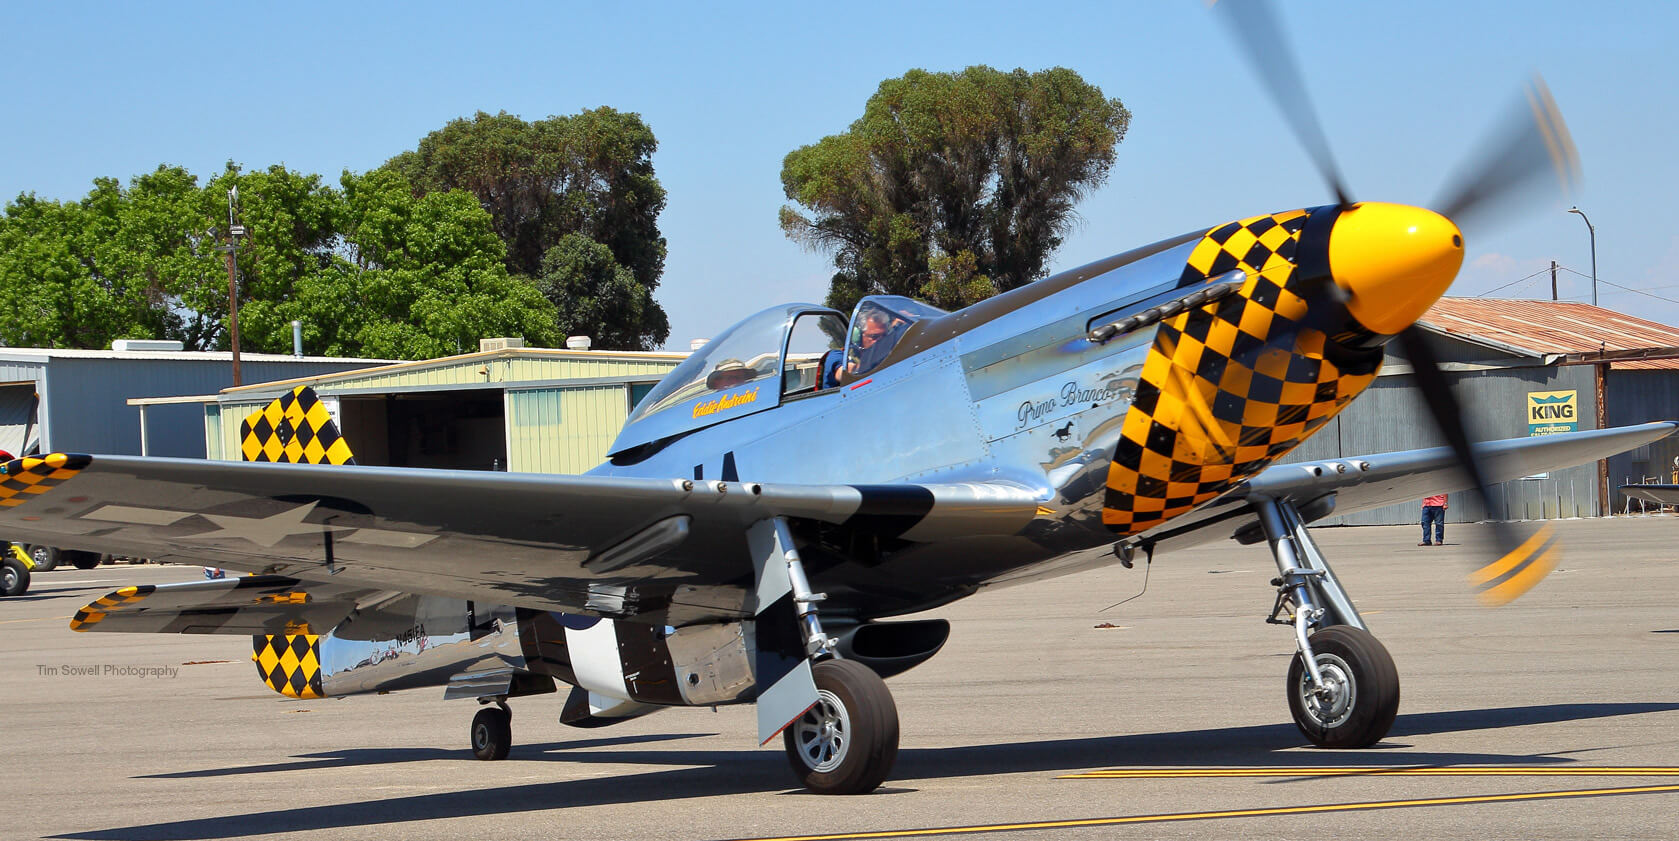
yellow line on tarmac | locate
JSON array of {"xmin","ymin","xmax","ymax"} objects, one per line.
[
  {"xmin": 726, "ymin": 784, "xmax": 1679, "ymax": 841},
  {"xmin": 0, "ymin": 615, "xmax": 73, "ymax": 625},
  {"xmin": 1061, "ymin": 766, "xmax": 1679, "ymax": 779}
]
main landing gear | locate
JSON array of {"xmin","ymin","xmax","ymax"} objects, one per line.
[
  {"xmin": 471, "ymin": 700, "xmax": 512, "ymax": 761},
  {"xmin": 1253, "ymin": 496, "xmax": 1400, "ymax": 748},
  {"xmin": 755, "ymin": 517, "xmax": 900, "ymax": 795}
]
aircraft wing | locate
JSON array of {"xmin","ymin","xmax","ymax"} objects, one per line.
[
  {"xmin": 67, "ymin": 574, "xmax": 382, "ymax": 635},
  {"xmin": 1141, "ymin": 421, "xmax": 1679, "ymax": 550},
  {"xmin": 0, "ymin": 454, "xmax": 1041, "ymax": 622}
]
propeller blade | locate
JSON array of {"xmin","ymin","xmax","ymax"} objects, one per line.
[
  {"xmin": 1434, "ymin": 75, "xmax": 1582, "ymax": 233},
  {"xmin": 1397, "ymin": 326, "xmax": 1559, "ymax": 605},
  {"xmin": 1212, "ymin": 0, "xmax": 1353, "ymax": 207}
]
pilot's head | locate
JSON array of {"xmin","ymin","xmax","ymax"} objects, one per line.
[
  {"xmin": 706, "ymin": 359, "xmax": 753, "ymax": 390},
  {"xmin": 860, "ymin": 312, "xmax": 892, "ymax": 346}
]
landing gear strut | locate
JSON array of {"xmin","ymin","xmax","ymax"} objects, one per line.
[
  {"xmin": 752, "ymin": 517, "xmax": 899, "ymax": 794},
  {"xmin": 1253, "ymin": 495, "xmax": 1399, "ymax": 748}
]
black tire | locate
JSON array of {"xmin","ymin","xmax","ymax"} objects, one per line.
[
  {"xmin": 1286, "ymin": 624, "xmax": 1400, "ymax": 748},
  {"xmin": 66, "ymin": 550, "xmax": 101, "ymax": 570},
  {"xmin": 783, "ymin": 658, "xmax": 900, "ymax": 795},
  {"xmin": 28, "ymin": 545, "xmax": 58, "ymax": 572},
  {"xmin": 1, "ymin": 558, "xmax": 29, "ymax": 597},
  {"xmin": 471, "ymin": 707, "xmax": 512, "ymax": 761}
]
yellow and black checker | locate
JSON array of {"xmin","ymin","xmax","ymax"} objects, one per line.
[
  {"xmin": 253, "ymin": 633, "xmax": 325, "ymax": 699},
  {"xmin": 240, "ymin": 386, "xmax": 356, "ymax": 466},
  {"xmin": 1103, "ymin": 209, "xmax": 1377, "ymax": 535},
  {"xmin": 70, "ymin": 585, "xmax": 156, "ymax": 631},
  {"xmin": 0, "ymin": 453, "xmax": 91, "ymax": 508}
]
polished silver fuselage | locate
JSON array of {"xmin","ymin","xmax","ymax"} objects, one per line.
[{"xmin": 592, "ymin": 235, "xmax": 1207, "ymax": 618}]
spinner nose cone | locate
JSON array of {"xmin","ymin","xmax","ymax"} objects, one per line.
[{"xmin": 1328, "ymin": 202, "xmax": 1464, "ymax": 335}]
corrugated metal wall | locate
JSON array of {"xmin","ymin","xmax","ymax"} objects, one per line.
[
  {"xmin": 506, "ymin": 385, "xmax": 633, "ymax": 473},
  {"xmin": 1280, "ymin": 362, "xmax": 1602, "ymax": 525}
]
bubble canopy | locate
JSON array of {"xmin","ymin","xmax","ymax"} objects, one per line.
[{"xmin": 611, "ymin": 304, "xmax": 841, "ymax": 454}]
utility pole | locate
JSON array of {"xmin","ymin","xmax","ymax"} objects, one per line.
[
  {"xmin": 1550, "ymin": 260, "xmax": 1558, "ymax": 301},
  {"xmin": 225, "ymin": 186, "xmax": 245, "ymax": 386}
]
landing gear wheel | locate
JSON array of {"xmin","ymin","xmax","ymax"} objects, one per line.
[
  {"xmin": 783, "ymin": 659, "xmax": 899, "ymax": 795},
  {"xmin": 28, "ymin": 545, "xmax": 58, "ymax": 572},
  {"xmin": 67, "ymin": 550, "xmax": 100, "ymax": 571},
  {"xmin": 470, "ymin": 706, "xmax": 511, "ymax": 761},
  {"xmin": 1287, "ymin": 624, "xmax": 1400, "ymax": 748},
  {"xmin": 1, "ymin": 558, "xmax": 29, "ymax": 597}
]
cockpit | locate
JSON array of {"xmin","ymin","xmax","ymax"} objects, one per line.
[
  {"xmin": 841, "ymin": 295, "xmax": 947, "ymax": 380},
  {"xmin": 609, "ymin": 296, "xmax": 947, "ymax": 456}
]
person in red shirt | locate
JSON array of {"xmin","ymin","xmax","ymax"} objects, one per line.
[{"xmin": 1420, "ymin": 493, "xmax": 1448, "ymax": 546}]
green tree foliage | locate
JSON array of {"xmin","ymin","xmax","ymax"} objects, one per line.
[
  {"xmin": 0, "ymin": 166, "xmax": 225, "ymax": 350},
  {"xmin": 0, "ymin": 164, "xmax": 561, "ymax": 359},
  {"xmin": 237, "ymin": 168, "xmax": 563, "ymax": 360},
  {"xmin": 384, "ymin": 108, "xmax": 670, "ymax": 349},
  {"xmin": 535, "ymin": 234, "xmax": 668, "ymax": 350},
  {"xmin": 780, "ymin": 66, "xmax": 1131, "ymax": 313}
]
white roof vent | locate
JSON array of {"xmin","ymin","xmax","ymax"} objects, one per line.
[
  {"xmin": 565, "ymin": 336, "xmax": 592, "ymax": 351},
  {"xmin": 478, "ymin": 337, "xmax": 526, "ymax": 352},
  {"xmin": 111, "ymin": 339, "xmax": 185, "ymax": 352}
]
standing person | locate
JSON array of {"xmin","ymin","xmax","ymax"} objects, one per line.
[{"xmin": 1420, "ymin": 493, "xmax": 1448, "ymax": 546}]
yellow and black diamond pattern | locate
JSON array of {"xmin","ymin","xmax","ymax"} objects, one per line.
[
  {"xmin": 253, "ymin": 633, "xmax": 325, "ymax": 698},
  {"xmin": 0, "ymin": 453, "xmax": 92, "ymax": 508},
  {"xmin": 1102, "ymin": 209, "xmax": 1377, "ymax": 535},
  {"xmin": 70, "ymin": 585, "xmax": 156, "ymax": 631},
  {"xmin": 240, "ymin": 386, "xmax": 356, "ymax": 465}
]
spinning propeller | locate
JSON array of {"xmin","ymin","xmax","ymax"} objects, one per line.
[{"xmin": 1213, "ymin": 0, "xmax": 1581, "ymax": 605}]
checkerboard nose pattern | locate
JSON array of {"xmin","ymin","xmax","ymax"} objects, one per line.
[{"xmin": 1101, "ymin": 207, "xmax": 1380, "ymax": 536}]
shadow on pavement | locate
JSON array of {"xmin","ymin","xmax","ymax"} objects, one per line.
[{"xmin": 56, "ymin": 701, "xmax": 1679, "ymax": 840}]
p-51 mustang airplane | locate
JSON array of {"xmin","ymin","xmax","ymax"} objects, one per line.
[{"xmin": 5, "ymin": 1, "xmax": 1673, "ymax": 796}]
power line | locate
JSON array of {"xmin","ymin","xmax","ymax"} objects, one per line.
[
  {"xmin": 1474, "ymin": 266, "xmax": 1554, "ymax": 297},
  {"xmin": 1555, "ymin": 267, "xmax": 1679, "ymax": 306}
]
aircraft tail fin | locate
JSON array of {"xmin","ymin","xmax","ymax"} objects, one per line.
[
  {"xmin": 239, "ymin": 386, "xmax": 356, "ymax": 466},
  {"xmin": 239, "ymin": 385, "xmax": 351, "ymax": 698}
]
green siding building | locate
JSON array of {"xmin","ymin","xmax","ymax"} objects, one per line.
[{"xmin": 187, "ymin": 346, "xmax": 685, "ymax": 474}]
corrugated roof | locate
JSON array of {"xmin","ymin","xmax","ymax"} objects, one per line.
[{"xmin": 1419, "ymin": 298, "xmax": 1679, "ymax": 370}]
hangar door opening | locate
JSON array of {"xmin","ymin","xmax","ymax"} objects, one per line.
[
  {"xmin": 0, "ymin": 383, "xmax": 41, "ymax": 455},
  {"xmin": 335, "ymin": 389, "xmax": 507, "ymax": 471}
]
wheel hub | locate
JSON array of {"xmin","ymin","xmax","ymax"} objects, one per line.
[
  {"xmin": 791, "ymin": 689, "xmax": 850, "ymax": 773},
  {"xmin": 1302, "ymin": 653, "xmax": 1356, "ymax": 728}
]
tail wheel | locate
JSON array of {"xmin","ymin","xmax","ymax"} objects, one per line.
[
  {"xmin": 783, "ymin": 658, "xmax": 899, "ymax": 795},
  {"xmin": 471, "ymin": 707, "xmax": 512, "ymax": 761},
  {"xmin": 1, "ymin": 558, "xmax": 29, "ymax": 597},
  {"xmin": 1287, "ymin": 624, "xmax": 1400, "ymax": 748}
]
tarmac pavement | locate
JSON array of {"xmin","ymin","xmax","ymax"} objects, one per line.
[{"xmin": 3, "ymin": 516, "xmax": 1678, "ymax": 840}]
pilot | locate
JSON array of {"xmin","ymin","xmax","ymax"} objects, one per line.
[
  {"xmin": 816, "ymin": 348, "xmax": 845, "ymax": 390},
  {"xmin": 848, "ymin": 311, "xmax": 904, "ymax": 376}
]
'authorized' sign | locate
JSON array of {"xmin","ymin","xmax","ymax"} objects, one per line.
[{"xmin": 1527, "ymin": 390, "xmax": 1578, "ymax": 436}]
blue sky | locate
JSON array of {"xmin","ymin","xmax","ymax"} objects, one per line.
[{"xmin": 3, "ymin": 1, "xmax": 1675, "ymax": 349}]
